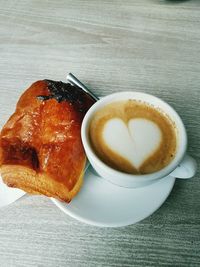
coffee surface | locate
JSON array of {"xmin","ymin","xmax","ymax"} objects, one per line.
[{"xmin": 89, "ymin": 100, "xmax": 177, "ymax": 174}]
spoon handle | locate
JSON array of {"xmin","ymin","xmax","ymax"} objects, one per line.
[{"xmin": 66, "ymin": 73, "xmax": 99, "ymax": 101}]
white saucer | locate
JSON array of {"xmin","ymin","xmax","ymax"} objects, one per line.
[{"xmin": 51, "ymin": 166, "xmax": 175, "ymax": 227}]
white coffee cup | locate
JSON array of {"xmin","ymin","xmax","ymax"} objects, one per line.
[{"xmin": 81, "ymin": 92, "xmax": 197, "ymax": 188}]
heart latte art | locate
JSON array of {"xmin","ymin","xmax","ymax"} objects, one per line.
[
  {"xmin": 89, "ymin": 100, "xmax": 177, "ymax": 174},
  {"xmin": 103, "ymin": 118, "xmax": 162, "ymax": 169}
]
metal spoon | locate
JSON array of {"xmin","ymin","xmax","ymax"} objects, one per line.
[
  {"xmin": 66, "ymin": 73, "xmax": 99, "ymax": 173},
  {"xmin": 66, "ymin": 73, "xmax": 99, "ymax": 101}
]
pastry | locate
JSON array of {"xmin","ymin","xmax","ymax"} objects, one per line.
[{"xmin": 0, "ymin": 80, "xmax": 95, "ymax": 202}]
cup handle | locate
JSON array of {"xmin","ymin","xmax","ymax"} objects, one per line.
[{"xmin": 169, "ymin": 154, "xmax": 197, "ymax": 179}]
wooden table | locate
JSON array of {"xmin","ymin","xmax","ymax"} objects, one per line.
[{"xmin": 0, "ymin": 0, "xmax": 200, "ymax": 266}]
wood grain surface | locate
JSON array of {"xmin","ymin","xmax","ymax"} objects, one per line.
[{"xmin": 0, "ymin": 0, "xmax": 200, "ymax": 266}]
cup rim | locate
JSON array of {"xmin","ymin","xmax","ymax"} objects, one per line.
[{"xmin": 81, "ymin": 91, "xmax": 187, "ymax": 182}]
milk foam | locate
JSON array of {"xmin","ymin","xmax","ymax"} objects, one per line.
[
  {"xmin": 89, "ymin": 99, "xmax": 177, "ymax": 174},
  {"xmin": 103, "ymin": 118, "xmax": 162, "ymax": 169}
]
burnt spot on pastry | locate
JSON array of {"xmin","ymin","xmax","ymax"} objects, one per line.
[{"xmin": 37, "ymin": 80, "xmax": 95, "ymax": 113}]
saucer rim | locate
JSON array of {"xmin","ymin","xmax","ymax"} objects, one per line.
[{"xmin": 51, "ymin": 174, "xmax": 176, "ymax": 228}]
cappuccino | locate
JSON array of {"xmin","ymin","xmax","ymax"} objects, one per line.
[{"xmin": 89, "ymin": 100, "xmax": 177, "ymax": 174}]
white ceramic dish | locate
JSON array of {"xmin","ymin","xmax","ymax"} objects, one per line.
[
  {"xmin": 0, "ymin": 175, "xmax": 25, "ymax": 208},
  {"xmin": 51, "ymin": 166, "xmax": 175, "ymax": 227}
]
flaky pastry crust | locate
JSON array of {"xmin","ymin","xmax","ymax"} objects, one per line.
[{"xmin": 0, "ymin": 80, "xmax": 94, "ymax": 202}]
